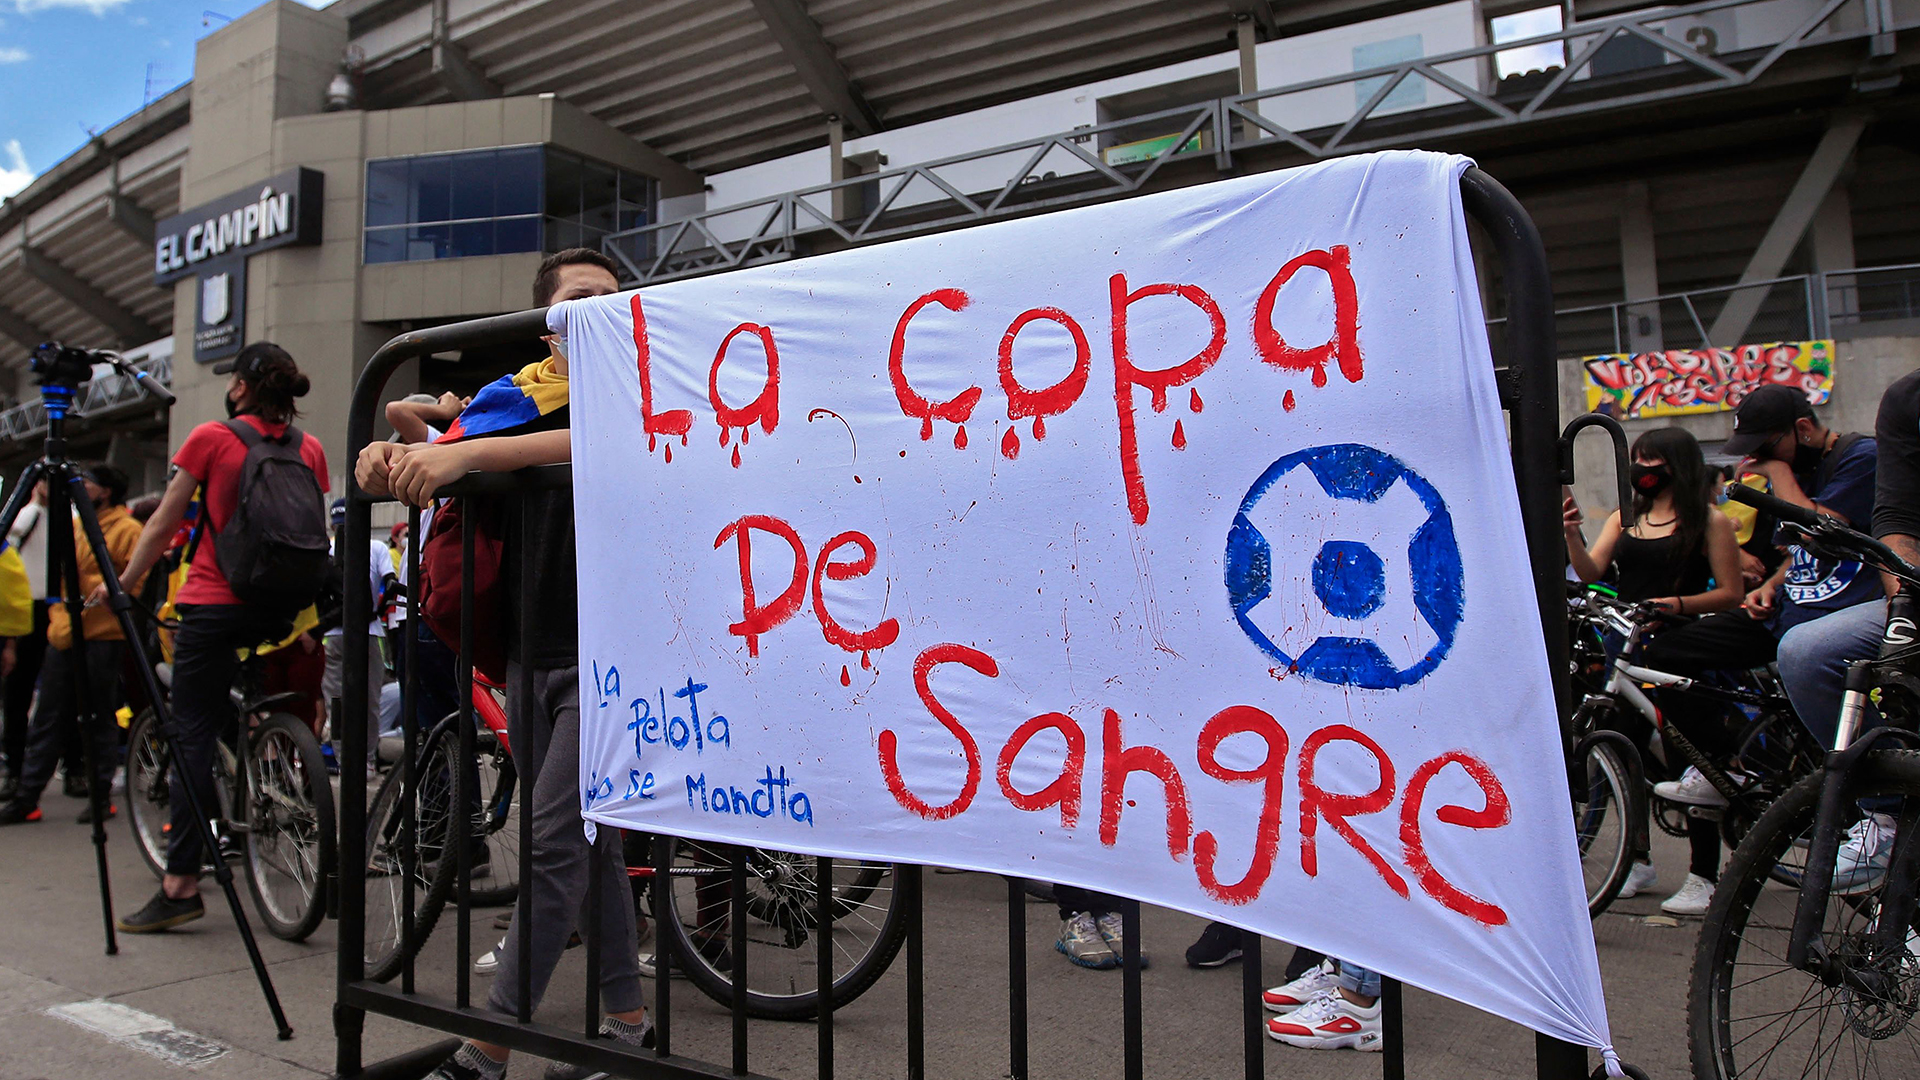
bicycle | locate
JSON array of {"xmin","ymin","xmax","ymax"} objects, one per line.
[
  {"xmin": 361, "ymin": 673, "xmax": 906, "ymax": 1018},
  {"xmin": 363, "ymin": 672, "xmax": 520, "ymax": 982},
  {"xmin": 1569, "ymin": 585, "xmax": 1822, "ymax": 917},
  {"xmin": 124, "ymin": 647, "xmax": 337, "ymax": 942},
  {"xmin": 1688, "ymin": 484, "xmax": 1920, "ymax": 1079}
]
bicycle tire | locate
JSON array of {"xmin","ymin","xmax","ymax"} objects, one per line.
[
  {"xmin": 363, "ymin": 731, "xmax": 458, "ymax": 983},
  {"xmin": 242, "ymin": 713, "xmax": 337, "ymax": 942},
  {"xmin": 124, "ymin": 709, "xmax": 170, "ymax": 880},
  {"xmin": 657, "ymin": 841, "xmax": 909, "ymax": 1020},
  {"xmin": 431, "ymin": 718, "xmax": 520, "ymax": 909},
  {"xmin": 1575, "ymin": 740, "xmax": 1634, "ymax": 918},
  {"xmin": 1688, "ymin": 749, "xmax": 1920, "ymax": 1080}
]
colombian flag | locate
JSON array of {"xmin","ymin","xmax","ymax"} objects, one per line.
[{"xmin": 439, "ymin": 357, "xmax": 571, "ymax": 443}]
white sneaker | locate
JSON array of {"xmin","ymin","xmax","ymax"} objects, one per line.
[
  {"xmin": 1833, "ymin": 812, "xmax": 1897, "ymax": 895},
  {"xmin": 1616, "ymin": 861, "xmax": 1658, "ymax": 899},
  {"xmin": 474, "ymin": 935, "xmax": 507, "ymax": 976},
  {"xmin": 1660, "ymin": 873, "xmax": 1715, "ymax": 916},
  {"xmin": 1263, "ymin": 959, "xmax": 1339, "ymax": 1013},
  {"xmin": 1653, "ymin": 767, "xmax": 1729, "ymax": 808},
  {"xmin": 1267, "ymin": 990, "xmax": 1383, "ymax": 1051}
]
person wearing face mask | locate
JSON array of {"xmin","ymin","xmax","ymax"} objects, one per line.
[
  {"xmin": 1564, "ymin": 427, "xmax": 1745, "ymax": 905},
  {"xmin": 1627, "ymin": 384, "xmax": 1877, "ymax": 915},
  {"xmin": 96, "ymin": 342, "xmax": 330, "ymax": 932},
  {"xmin": 0, "ymin": 464, "xmax": 147, "ymax": 826}
]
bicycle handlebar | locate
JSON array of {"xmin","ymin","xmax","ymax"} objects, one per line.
[{"xmin": 1723, "ymin": 481, "xmax": 1920, "ymax": 586}]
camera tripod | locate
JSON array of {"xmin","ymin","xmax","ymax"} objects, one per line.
[{"xmin": 0, "ymin": 344, "xmax": 291, "ymax": 1039}]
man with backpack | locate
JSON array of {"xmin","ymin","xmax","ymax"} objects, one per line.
[
  {"xmin": 96, "ymin": 342, "xmax": 330, "ymax": 933},
  {"xmin": 357, "ymin": 249, "xmax": 649, "ymax": 1080}
]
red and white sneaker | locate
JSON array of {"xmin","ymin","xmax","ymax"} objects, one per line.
[
  {"xmin": 1267, "ymin": 991, "xmax": 1383, "ymax": 1051},
  {"xmin": 1262, "ymin": 959, "xmax": 1338, "ymax": 1013}
]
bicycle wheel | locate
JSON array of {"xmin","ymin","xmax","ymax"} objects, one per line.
[
  {"xmin": 1574, "ymin": 740, "xmax": 1634, "ymax": 918},
  {"xmin": 124, "ymin": 709, "xmax": 170, "ymax": 880},
  {"xmin": 1689, "ymin": 750, "xmax": 1920, "ymax": 1079},
  {"xmin": 658, "ymin": 840, "xmax": 908, "ymax": 1020},
  {"xmin": 430, "ymin": 719, "xmax": 520, "ymax": 908},
  {"xmin": 363, "ymin": 733, "xmax": 458, "ymax": 983},
  {"xmin": 242, "ymin": 713, "xmax": 337, "ymax": 942}
]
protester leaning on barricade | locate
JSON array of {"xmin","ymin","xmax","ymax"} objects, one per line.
[
  {"xmin": 0, "ymin": 465, "xmax": 145, "ymax": 826},
  {"xmin": 1771, "ymin": 367, "xmax": 1920, "ymax": 892},
  {"xmin": 382, "ymin": 391, "xmax": 466, "ymax": 736},
  {"xmin": 1630, "ymin": 384, "xmax": 1878, "ymax": 916},
  {"xmin": 359, "ymin": 249, "xmax": 652, "ymax": 1080},
  {"xmin": 95, "ymin": 342, "xmax": 329, "ymax": 934},
  {"xmin": 1562, "ymin": 427, "xmax": 1744, "ymax": 911}
]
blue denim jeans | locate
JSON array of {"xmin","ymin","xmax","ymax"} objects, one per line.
[
  {"xmin": 1338, "ymin": 961, "xmax": 1380, "ymax": 999},
  {"xmin": 1777, "ymin": 599, "xmax": 1885, "ymax": 749}
]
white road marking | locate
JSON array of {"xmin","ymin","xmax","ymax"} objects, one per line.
[{"xmin": 47, "ymin": 999, "xmax": 229, "ymax": 1067}]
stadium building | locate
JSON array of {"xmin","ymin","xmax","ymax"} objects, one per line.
[{"xmin": 0, "ymin": 0, "xmax": 1916, "ymax": 507}]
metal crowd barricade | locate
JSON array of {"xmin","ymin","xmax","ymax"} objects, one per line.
[{"xmin": 333, "ymin": 168, "xmax": 1595, "ymax": 1080}]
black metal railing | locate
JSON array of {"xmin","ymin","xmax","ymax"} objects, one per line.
[{"xmin": 334, "ymin": 169, "xmax": 1594, "ymax": 1080}]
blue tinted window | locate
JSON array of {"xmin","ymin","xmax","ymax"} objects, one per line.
[{"xmin": 363, "ymin": 146, "xmax": 650, "ymax": 265}]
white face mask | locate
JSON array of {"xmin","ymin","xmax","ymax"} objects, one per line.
[{"xmin": 549, "ymin": 334, "xmax": 569, "ymax": 362}]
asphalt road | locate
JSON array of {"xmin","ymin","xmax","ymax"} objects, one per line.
[{"xmin": 0, "ymin": 785, "xmax": 1700, "ymax": 1079}]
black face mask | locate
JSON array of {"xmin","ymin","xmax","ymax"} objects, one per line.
[
  {"xmin": 224, "ymin": 392, "xmax": 242, "ymax": 419},
  {"xmin": 1791, "ymin": 438, "xmax": 1825, "ymax": 475},
  {"xmin": 1630, "ymin": 462, "xmax": 1673, "ymax": 497}
]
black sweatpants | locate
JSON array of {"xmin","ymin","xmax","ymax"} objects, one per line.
[
  {"xmin": 3, "ymin": 600, "xmax": 49, "ymax": 776},
  {"xmin": 16, "ymin": 641, "xmax": 124, "ymax": 806}
]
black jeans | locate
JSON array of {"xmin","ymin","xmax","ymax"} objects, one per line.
[
  {"xmin": 16, "ymin": 641, "xmax": 123, "ymax": 805},
  {"xmin": 1055, "ymin": 884, "xmax": 1126, "ymax": 921},
  {"xmin": 1638, "ymin": 611, "xmax": 1782, "ymax": 762},
  {"xmin": 3, "ymin": 600, "xmax": 49, "ymax": 776},
  {"xmin": 393, "ymin": 621, "xmax": 460, "ymax": 732},
  {"xmin": 164, "ymin": 604, "xmax": 289, "ymax": 877}
]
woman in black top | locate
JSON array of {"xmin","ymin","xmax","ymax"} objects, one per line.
[
  {"xmin": 1564, "ymin": 427, "xmax": 1744, "ymax": 908},
  {"xmin": 1565, "ymin": 427, "xmax": 1743, "ymax": 614}
]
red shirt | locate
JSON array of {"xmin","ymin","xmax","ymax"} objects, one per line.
[{"xmin": 172, "ymin": 416, "xmax": 330, "ymax": 606}]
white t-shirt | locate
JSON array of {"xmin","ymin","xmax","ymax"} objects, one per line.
[
  {"xmin": 7, "ymin": 501, "xmax": 48, "ymax": 601},
  {"xmin": 327, "ymin": 536, "xmax": 395, "ymax": 639}
]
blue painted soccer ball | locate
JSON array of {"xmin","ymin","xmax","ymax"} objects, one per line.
[{"xmin": 1224, "ymin": 443, "xmax": 1464, "ymax": 690}]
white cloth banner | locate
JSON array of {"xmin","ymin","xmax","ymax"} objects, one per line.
[{"xmin": 560, "ymin": 151, "xmax": 1613, "ymax": 1054}]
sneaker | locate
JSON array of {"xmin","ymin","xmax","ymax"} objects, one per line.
[
  {"xmin": 1094, "ymin": 911, "xmax": 1149, "ymax": 969},
  {"xmin": 117, "ymin": 889, "xmax": 205, "ymax": 933},
  {"xmin": 1660, "ymin": 873, "xmax": 1716, "ymax": 916},
  {"xmin": 1616, "ymin": 861, "xmax": 1658, "ymax": 899},
  {"xmin": 75, "ymin": 802, "xmax": 116, "ymax": 824},
  {"xmin": 638, "ymin": 930, "xmax": 725, "ymax": 978},
  {"xmin": 473, "ymin": 936, "xmax": 508, "ymax": 976},
  {"xmin": 493, "ymin": 910, "xmax": 513, "ymax": 931},
  {"xmin": 1055, "ymin": 911, "xmax": 1118, "ymax": 969},
  {"xmin": 1833, "ymin": 812, "xmax": 1897, "ymax": 895},
  {"xmin": 1185, "ymin": 921, "xmax": 1244, "ymax": 968},
  {"xmin": 1653, "ymin": 767, "xmax": 1730, "ymax": 808},
  {"xmin": 0, "ymin": 800, "xmax": 42, "ymax": 825},
  {"xmin": 1267, "ymin": 990, "xmax": 1383, "ymax": 1051},
  {"xmin": 62, "ymin": 771, "xmax": 88, "ymax": 799},
  {"xmin": 543, "ymin": 1015, "xmax": 655, "ymax": 1079},
  {"xmin": 1264, "ymin": 959, "xmax": 1339, "ymax": 1012},
  {"xmin": 425, "ymin": 1043, "xmax": 507, "ymax": 1080}
]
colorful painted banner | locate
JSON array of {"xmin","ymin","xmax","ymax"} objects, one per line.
[
  {"xmin": 1582, "ymin": 339, "xmax": 1834, "ymax": 420},
  {"xmin": 559, "ymin": 152, "xmax": 1615, "ymax": 1056}
]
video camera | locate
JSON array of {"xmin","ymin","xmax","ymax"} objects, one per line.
[{"xmin": 30, "ymin": 341, "xmax": 111, "ymax": 389}]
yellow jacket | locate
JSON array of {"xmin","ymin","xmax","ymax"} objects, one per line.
[{"xmin": 48, "ymin": 504, "xmax": 146, "ymax": 649}]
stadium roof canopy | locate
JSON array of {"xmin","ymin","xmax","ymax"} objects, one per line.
[{"xmin": 340, "ymin": 0, "xmax": 1439, "ymax": 172}]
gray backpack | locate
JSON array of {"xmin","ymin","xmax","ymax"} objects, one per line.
[{"xmin": 214, "ymin": 419, "xmax": 330, "ymax": 617}]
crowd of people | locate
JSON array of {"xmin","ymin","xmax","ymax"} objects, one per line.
[{"xmin": 0, "ymin": 242, "xmax": 1911, "ymax": 1073}]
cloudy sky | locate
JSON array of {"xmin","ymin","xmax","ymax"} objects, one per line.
[{"xmin": 0, "ymin": 0, "xmax": 331, "ymax": 201}]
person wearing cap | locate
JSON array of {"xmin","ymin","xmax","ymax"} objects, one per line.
[
  {"xmin": 1635, "ymin": 381, "xmax": 1877, "ymax": 914},
  {"xmin": 321, "ymin": 496, "xmax": 395, "ymax": 769},
  {"xmin": 94, "ymin": 341, "xmax": 328, "ymax": 933},
  {"xmin": 0, "ymin": 464, "xmax": 147, "ymax": 826}
]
